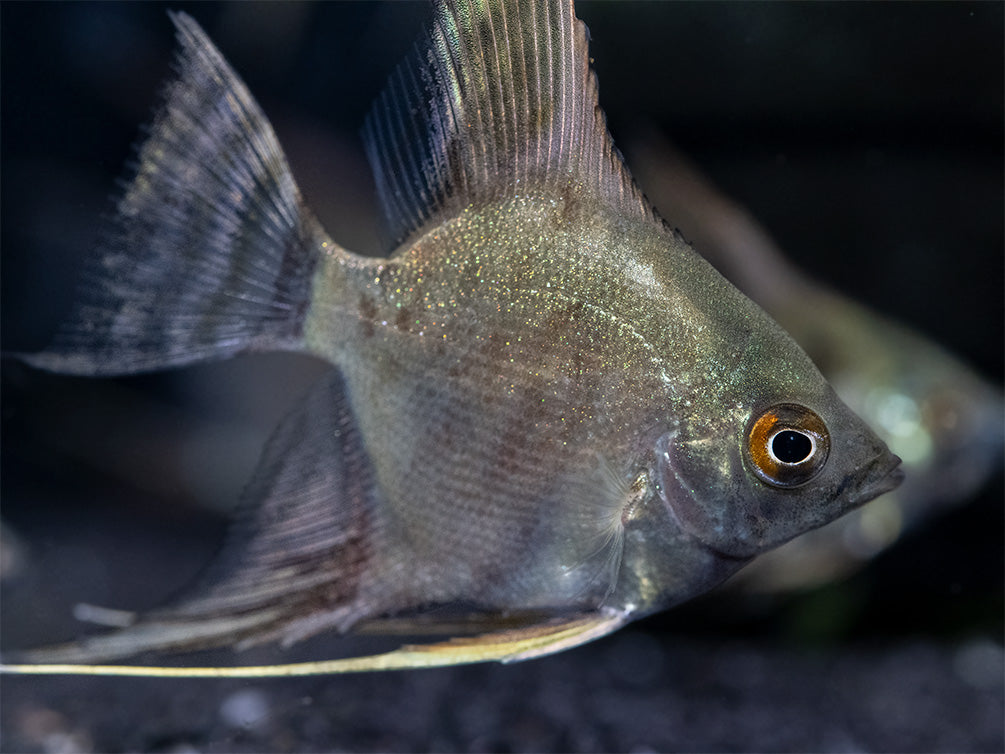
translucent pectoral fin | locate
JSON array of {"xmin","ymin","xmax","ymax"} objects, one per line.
[{"xmin": 0, "ymin": 610, "xmax": 628, "ymax": 677}]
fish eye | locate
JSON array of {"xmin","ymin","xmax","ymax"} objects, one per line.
[{"xmin": 744, "ymin": 403, "xmax": 830, "ymax": 488}]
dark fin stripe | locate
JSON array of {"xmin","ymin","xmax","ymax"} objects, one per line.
[
  {"xmin": 15, "ymin": 371, "xmax": 381, "ymax": 664},
  {"xmin": 22, "ymin": 12, "xmax": 334, "ymax": 376},
  {"xmin": 362, "ymin": 0, "xmax": 658, "ymax": 251}
]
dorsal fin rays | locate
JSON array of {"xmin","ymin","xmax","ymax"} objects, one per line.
[{"xmin": 363, "ymin": 0, "xmax": 658, "ymax": 251}]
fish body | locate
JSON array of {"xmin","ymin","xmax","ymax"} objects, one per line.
[
  {"xmin": 5, "ymin": 0, "xmax": 899, "ymax": 671},
  {"xmin": 625, "ymin": 133, "xmax": 1003, "ymax": 589},
  {"xmin": 311, "ymin": 192, "xmax": 884, "ymax": 618}
]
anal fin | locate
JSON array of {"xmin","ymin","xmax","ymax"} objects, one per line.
[{"xmin": 6, "ymin": 370, "xmax": 388, "ymax": 665}]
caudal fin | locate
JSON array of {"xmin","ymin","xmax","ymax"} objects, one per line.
[{"xmin": 22, "ymin": 12, "xmax": 335, "ymax": 376}]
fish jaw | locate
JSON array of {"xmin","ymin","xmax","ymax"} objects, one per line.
[{"xmin": 844, "ymin": 450, "xmax": 905, "ymax": 508}]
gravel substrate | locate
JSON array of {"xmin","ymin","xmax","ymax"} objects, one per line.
[{"xmin": 3, "ymin": 632, "xmax": 1002, "ymax": 753}]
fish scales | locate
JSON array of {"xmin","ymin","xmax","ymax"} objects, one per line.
[
  {"xmin": 312, "ymin": 197, "xmax": 685, "ymax": 613},
  {"xmin": 2, "ymin": 0, "xmax": 901, "ymax": 674}
]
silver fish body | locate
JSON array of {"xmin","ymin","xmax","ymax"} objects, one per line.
[
  {"xmin": 5, "ymin": 0, "xmax": 900, "ymax": 671},
  {"xmin": 307, "ymin": 193, "xmax": 898, "ymax": 620}
]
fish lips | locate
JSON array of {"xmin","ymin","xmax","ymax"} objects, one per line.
[
  {"xmin": 845, "ymin": 450, "xmax": 904, "ymax": 507},
  {"xmin": 658, "ymin": 437, "xmax": 903, "ymax": 561}
]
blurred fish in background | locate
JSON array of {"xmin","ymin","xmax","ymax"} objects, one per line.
[{"xmin": 624, "ymin": 130, "xmax": 1004, "ymax": 591}]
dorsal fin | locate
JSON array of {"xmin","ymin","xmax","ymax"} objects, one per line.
[{"xmin": 363, "ymin": 0, "xmax": 657, "ymax": 250}]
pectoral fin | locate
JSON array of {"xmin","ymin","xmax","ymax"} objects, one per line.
[{"xmin": 0, "ymin": 610, "xmax": 627, "ymax": 677}]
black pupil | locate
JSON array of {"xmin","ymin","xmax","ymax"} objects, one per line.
[{"xmin": 772, "ymin": 430, "xmax": 813, "ymax": 464}]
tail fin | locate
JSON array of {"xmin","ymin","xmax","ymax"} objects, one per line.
[
  {"xmin": 23, "ymin": 12, "xmax": 334, "ymax": 376},
  {"xmin": 12, "ymin": 370, "xmax": 387, "ymax": 664}
]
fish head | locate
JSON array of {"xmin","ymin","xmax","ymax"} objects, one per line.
[{"xmin": 647, "ymin": 279, "xmax": 904, "ymax": 562}]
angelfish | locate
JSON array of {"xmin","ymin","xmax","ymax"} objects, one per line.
[{"xmin": 2, "ymin": 0, "xmax": 901, "ymax": 677}]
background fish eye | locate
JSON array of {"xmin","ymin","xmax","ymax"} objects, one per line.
[{"xmin": 745, "ymin": 404, "xmax": 830, "ymax": 488}]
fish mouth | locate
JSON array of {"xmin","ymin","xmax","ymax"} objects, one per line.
[{"xmin": 848, "ymin": 451, "xmax": 904, "ymax": 508}]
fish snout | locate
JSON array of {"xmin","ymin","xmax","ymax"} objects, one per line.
[{"xmin": 850, "ymin": 449, "xmax": 904, "ymax": 507}]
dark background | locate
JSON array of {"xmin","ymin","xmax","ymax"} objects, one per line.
[{"xmin": 2, "ymin": 2, "xmax": 1002, "ymax": 752}]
